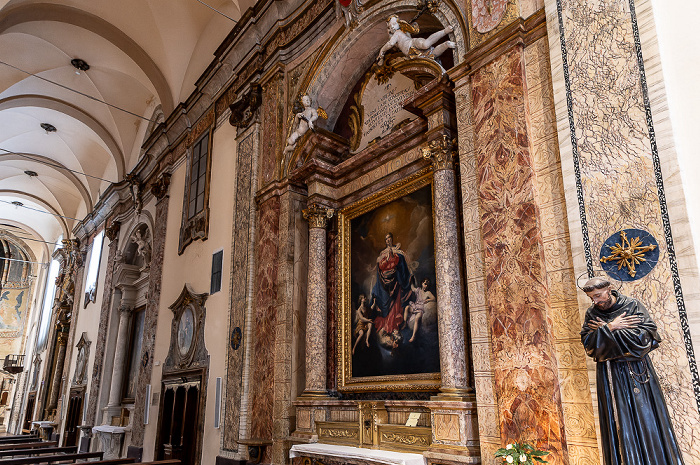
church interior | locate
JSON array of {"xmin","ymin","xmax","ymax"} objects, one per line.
[{"xmin": 0, "ymin": 0, "xmax": 699, "ymax": 464}]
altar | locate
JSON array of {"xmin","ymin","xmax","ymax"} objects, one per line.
[{"xmin": 290, "ymin": 443, "xmax": 425, "ymax": 465}]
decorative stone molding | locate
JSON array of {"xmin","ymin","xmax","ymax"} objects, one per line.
[
  {"xmin": 229, "ymin": 83, "xmax": 262, "ymax": 128},
  {"xmin": 421, "ymin": 134, "xmax": 456, "ymax": 171},
  {"xmin": 105, "ymin": 221, "xmax": 121, "ymax": 242},
  {"xmin": 73, "ymin": 332, "xmax": 91, "ymax": 386},
  {"xmin": 164, "ymin": 284, "xmax": 209, "ymax": 372},
  {"xmin": 123, "ymin": 173, "xmax": 144, "ymax": 214},
  {"xmin": 150, "ymin": 173, "xmax": 171, "ymax": 200},
  {"xmin": 302, "ymin": 204, "xmax": 335, "ymax": 229}
]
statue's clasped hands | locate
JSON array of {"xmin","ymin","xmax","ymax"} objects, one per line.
[{"xmin": 588, "ymin": 312, "xmax": 642, "ymax": 331}]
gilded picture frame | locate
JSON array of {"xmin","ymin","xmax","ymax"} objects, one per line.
[{"xmin": 338, "ymin": 169, "xmax": 441, "ymax": 392}]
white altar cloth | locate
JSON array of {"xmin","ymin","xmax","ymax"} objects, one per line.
[{"xmin": 290, "ymin": 443, "xmax": 426, "ymax": 465}]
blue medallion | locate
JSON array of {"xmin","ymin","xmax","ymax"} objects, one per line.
[{"xmin": 600, "ymin": 229, "xmax": 659, "ymax": 281}]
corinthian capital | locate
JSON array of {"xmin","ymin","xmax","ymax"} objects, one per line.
[
  {"xmin": 421, "ymin": 134, "xmax": 457, "ymax": 171},
  {"xmin": 303, "ymin": 204, "xmax": 335, "ymax": 229}
]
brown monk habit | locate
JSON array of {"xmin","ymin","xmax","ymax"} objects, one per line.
[{"xmin": 581, "ymin": 290, "xmax": 685, "ymax": 465}]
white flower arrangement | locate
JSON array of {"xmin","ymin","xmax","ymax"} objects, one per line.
[{"xmin": 495, "ymin": 442, "xmax": 548, "ymax": 465}]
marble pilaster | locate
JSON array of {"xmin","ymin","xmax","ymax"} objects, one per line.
[
  {"xmin": 301, "ymin": 204, "xmax": 334, "ymax": 396},
  {"xmin": 470, "ymin": 46, "xmax": 567, "ymax": 462},
  {"xmin": 131, "ymin": 181, "xmax": 170, "ymax": 444},
  {"xmin": 86, "ymin": 232, "xmax": 119, "ymax": 428},
  {"xmin": 422, "ymin": 136, "xmax": 470, "ymax": 397},
  {"xmin": 46, "ymin": 328, "xmax": 69, "ymax": 415},
  {"xmin": 103, "ymin": 305, "xmax": 132, "ymax": 422}
]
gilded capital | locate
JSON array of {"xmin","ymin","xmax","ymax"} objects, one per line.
[
  {"xmin": 303, "ymin": 204, "xmax": 335, "ymax": 229},
  {"xmin": 421, "ymin": 134, "xmax": 456, "ymax": 171}
]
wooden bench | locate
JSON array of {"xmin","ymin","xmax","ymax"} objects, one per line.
[
  {"xmin": 0, "ymin": 435, "xmax": 38, "ymax": 440},
  {"xmin": 0, "ymin": 440, "xmax": 44, "ymax": 446},
  {"xmin": 0, "ymin": 447, "xmax": 77, "ymax": 458},
  {"xmin": 79, "ymin": 459, "xmax": 180, "ymax": 465},
  {"xmin": 0, "ymin": 451, "xmax": 103, "ymax": 464},
  {"xmin": 74, "ymin": 458, "xmax": 136, "ymax": 465},
  {"xmin": 0, "ymin": 444, "xmax": 57, "ymax": 452}
]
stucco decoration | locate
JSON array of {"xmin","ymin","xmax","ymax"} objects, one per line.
[
  {"xmin": 377, "ymin": 15, "xmax": 455, "ymax": 66},
  {"xmin": 163, "ymin": 284, "xmax": 209, "ymax": 373},
  {"xmin": 72, "ymin": 332, "xmax": 91, "ymax": 386},
  {"xmin": 471, "ymin": 0, "xmax": 508, "ymax": 33}
]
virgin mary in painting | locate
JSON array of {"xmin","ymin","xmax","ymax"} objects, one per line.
[{"xmin": 350, "ymin": 184, "xmax": 440, "ymax": 378}]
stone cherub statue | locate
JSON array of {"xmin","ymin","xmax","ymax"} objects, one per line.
[
  {"xmin": 131, "ymin": 229, "xmax": 151, "ymax": 265},
  {"xmin": 283, "ymin": 95, "xmax": 327, "ymax": 156},
  {"xmin": 377, "ymin": 15, "xmax": 455, "ymax": 66}
]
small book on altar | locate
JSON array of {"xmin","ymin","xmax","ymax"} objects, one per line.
[{"xmin": 405, "ymin": 412, "xmax": 421, "ymax": 427}]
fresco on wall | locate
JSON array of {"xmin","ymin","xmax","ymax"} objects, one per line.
[
  {"xmin": 349, "ymin": 183, "xmax": 439, "ymax": 378},
  {"xmin": 0, "ymin": 286, "xmax": 29, "ymax": 337}
]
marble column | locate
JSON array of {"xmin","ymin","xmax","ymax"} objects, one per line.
[
  {"xmin": 301, "ymin": 204, "xmax": 334, "ymax": 396},
  {"xmin": 103, "ymin": 304, "xmax": 132, "ymax": 421},
  {"xmin": 422, "ymin": 135, "xmax": 470, "ymax": 397},
  {"xmin": 46, "ymin": 326, "xmax": 69, "ymax": 414}
]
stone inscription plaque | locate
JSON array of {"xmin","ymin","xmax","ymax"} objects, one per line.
[{"xmin": 358, "ymin": 73, "xmax": 416, "ymax": 152}]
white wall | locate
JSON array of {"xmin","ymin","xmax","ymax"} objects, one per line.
[{"xmin": 143, "ymin": 117, "xmax": 239, "ymax": 463}]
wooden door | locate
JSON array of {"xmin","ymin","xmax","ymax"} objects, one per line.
[
  {"xmin": 156, "ymin": 378, "xmax": 201, "ymax": 465},
  {"xmin": 62, "ymin": 389, "xmax": 83, "ymax": 446},
  {"xmin": 22, "ymin": 393, "xmax": 35, "ymax": 433}
]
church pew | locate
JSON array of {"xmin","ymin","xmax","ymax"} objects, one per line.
[
  {"xmin": 73, "ymin": 458, "xmax": 137, "ymax": 465},
  {"xmin": 0, "ymin": 444, "xmax": 57, "ymax": 452},
  {"xmin": 139, "ymin": 461, "xmax": 181, "ymax": 465},
  {"xmin": 0, "ymin": 451, "xmax": 103, "ymax": 464},
  {"xmin": 0, "ymin": 447, "xmax": 77, "ymax": 457},
  {"xmin": 0, "ymin": 434, "xmax": 38, "ymax": 440},
  {"xmin": 0, "ymin": 440, "xmax": 42, "ymax": 446}
]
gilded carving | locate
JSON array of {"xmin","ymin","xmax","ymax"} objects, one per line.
[
  {"xmin": 422, "ymin": 134, "xmax": 456, "ymax": 171},
  {"xmin": 322, "ymin": 428, "xmax": 357, "ymax": 439},
  {"xmin": 302, "ymin": 204, "xmax": 334, "ymax": 229},
  {"xmin": 381, "ymin": 432, "xmax": 429, "ymax": 446}
]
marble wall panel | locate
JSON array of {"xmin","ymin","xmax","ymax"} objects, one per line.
[
  {"xmin": 223, "ymin": 132, "xmax": 256, "ymax": 451},
  {"xmin": 260, "ymin": 74, "xmax": 284, "ymax": 188},
  {"xmin": 526, "ymin": 35, "xmax": 599, "ymax": 463},
  {"xmin": 86, "ymin": 240, "xmax": 118, "ymax": 427},
  {"xmin": 472, "ymin": 47, "xmax": 567, "ymax": 461},
  {"xmin": 553, "ymin": 0, "xmax": 700, "ymax": 461},
  {"xmin": 132, "ymin": 196, "xmax": 170, "ymax": 445},
  {"xmin": 249, "ymin": 196, "xmax": 281, "ymax": 449},
  {"xmin": 270, "ymin": 191, "xmax": 307, "ymax": 465},
  {"xmin": 456, "ymin": 77, "xmax": 501, "ymax": 460},
  {"xmin": 326, "ymin": 227, "xmax": 338, "ymax": 392}
]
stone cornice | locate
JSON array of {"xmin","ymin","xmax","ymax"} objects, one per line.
[{"xmin": 450, "ymin": 8, "xmax": 547, "ymax": 82}]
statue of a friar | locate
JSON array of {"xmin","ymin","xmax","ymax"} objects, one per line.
[{"xmin": 580, "ymin": 277, "xmax": 684, "ymax": 465}]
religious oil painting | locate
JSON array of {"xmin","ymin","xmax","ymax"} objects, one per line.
[{"xmin": 339, "ymin": 171, "xmax": 441, "ymax": 391}]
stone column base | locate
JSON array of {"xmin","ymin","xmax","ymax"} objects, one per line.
[
  {"xmin": 291, "ymin": 399, "xmax": 356, "ymax": 442},
  {"xmin": 426, "ymin": 398, "xmax": 480, "ymax": 461}
]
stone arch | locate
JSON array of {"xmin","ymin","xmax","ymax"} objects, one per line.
[{"xmin": 306, "ymin": 0, "xmax": 466, "ymax": 128}]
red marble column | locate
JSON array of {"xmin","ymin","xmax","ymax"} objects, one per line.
[{"xmin": 471, "ymin": 47, "xmax": 568, "ymax": 461}]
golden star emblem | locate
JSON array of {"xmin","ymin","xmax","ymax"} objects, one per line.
[{"xmin": 600, "ymin": 230, "xmax": 657, "ymax": 278}]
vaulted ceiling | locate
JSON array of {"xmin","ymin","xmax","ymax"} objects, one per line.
[{"xmin": 0, "ymin": 0, "xmax": 257, "ymax": 255}]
